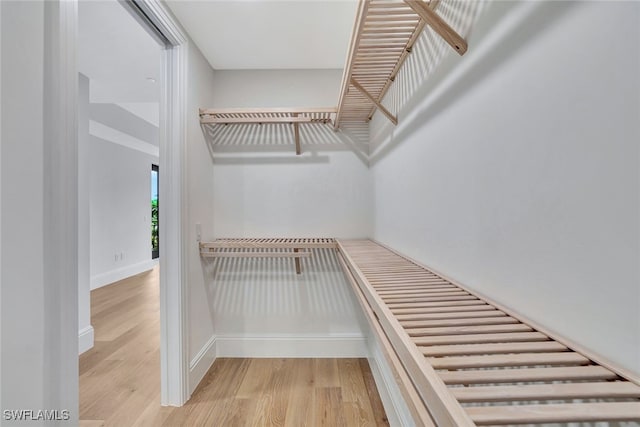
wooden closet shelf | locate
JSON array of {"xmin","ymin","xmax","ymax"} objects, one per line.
[
  {"xmin": 336, "ymin": 239, "xmax": 640, "ymax": 426},
  {"xmin": 335, "ymin": 0, "xmax": 467, "ymax": 129},
  {"xmin": 199, "ymin": 238, "xmax": 337, "ymax": 274},
  {"xmin": 198, "ymin": 108, "xmax": 337, "ymax": 155}
]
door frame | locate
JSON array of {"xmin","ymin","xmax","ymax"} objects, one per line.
[
  {"xmin": 127, "ymin": 0, "xmax": 190, "ymax": 406},
  {"xmin": 66, "ymin": 0, "xmax": 190, "ymax": 407}
]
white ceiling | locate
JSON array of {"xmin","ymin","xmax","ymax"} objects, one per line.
[
  {"xmin": 165, "ymin": 0, "xmax": 358, "ymax": 70},
  {"xmin": 78, "ymin": 0, "xmax": 161, "ymax": 104}
]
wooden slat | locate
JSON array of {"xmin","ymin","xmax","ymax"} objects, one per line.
[
  {"xmin": 466, "ymin": 402, "xmax": 640, "ymax": 425},
  {"xmin": 380, "ymin": 290, "xmax": 467, "ymax": 298},
  {"xmin": 201, "ymin": 116, "xmax": 315, "ymax": 125},
  {"xmin": 440, "ymin": 365, "xmax": 617, "ymax": 385},
  {"xmin": 390, "ymin": 300, "xmax": 488, "ymax": 310},
  {"xmin": 200, "ymin": 107, "xmax": 336, "ymax": 115},
  {"xmin": 374, "ymin": 282, "xmax": 452, "ymax": 288},
  {"xmin": 201, "ymin": 241, "xmax": 337, "ymax": 249},
  {"xmin": 453, "ymin": 381, "xmax": 640, "ymax": 402},
  {"xmin": 422, "ymin": 341, "xmax": 568, "ymax": 357},
  {"xmin": 407, "ymin": 323, "xmax": 532, "ymax": 338},
  {"xmin": 394, "ymin": 307, "xmax": 502, "ymax": 317},
  {"xmin": 201, "ymin": 251, "xmax": 311, "ymax": 259},
  {"xmin": 401, "ymin": 316, "xmax": 519, "ymax": 329},
  {"xmin": 377, "ymin": 286, "xmax": 458, "ymax": 294},
  {"xmin": 430, "ymin": 351, "xmax": 590, "ymax": 370},
  {"xmin": 414, "ymin": 331, "xmax": 548, "ymax": 347},
  {"xmin": 384, "ymin": 295, "xmax": 477, "ymax": 304},
  {"xmin": 381, "ymin": 293, "xmax": 472, "ymax": 304}
]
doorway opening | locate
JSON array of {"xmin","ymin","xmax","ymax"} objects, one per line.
[
  {"xmin": 74, "ymin": 0, "xmax": 189, "ymax": 411},
  {"xmin": 152, "ymin": 164, "xmax": 159, "ymax": 259}
]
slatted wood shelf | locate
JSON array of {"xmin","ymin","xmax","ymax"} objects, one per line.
[
  {"xmin": 336, "ymin": 239, "xmax": 640, "ymax": 426},
  {"xmin": 335, "ymin": 0, "xmax": 466, "ymax": 129},
  {"xmin": 198, "ymin": 108, "xmax": 336, "ymax": 155},
  {"xmin": 199, "ymin": 237, "xmax": 337, "ymax": 274}
]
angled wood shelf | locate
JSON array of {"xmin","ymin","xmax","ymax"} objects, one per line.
[
  {"xmin": 200, "ymin": 237, "xmax": 337, "ymax": 274},
  {"xmin": 335, "ymin": 0, "xmax": 466, "ymax": 129},
  {"xmin": 199, "ymin": 1, "xmax": 470, "ymax": 149},
  {"xmin": 337, "ymin": 239, "xmax": 640, "ymax": 426},
  {"xmin": 198, "ymin": 108, "xmax": 336, "ymax": 155}
]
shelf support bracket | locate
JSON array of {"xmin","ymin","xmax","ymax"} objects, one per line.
[
  {"xmin": 351, "ymin": 78, "xmax": 398, "ymax": 126},
  {"xmin": 293, "ymin": 113, "xmax": 301, "ymax": 155},
  {"xmin": 404, "ymin": 0, "xmax": 467, "ymax": 55}
]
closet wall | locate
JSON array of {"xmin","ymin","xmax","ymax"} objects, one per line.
[
  {"xmin": 196, "ymin": 69, "xmax": 371, "ymax": 379},
  {"xmin": 369, "ymin": 0, "xmax": 640, "ymax": 375},
  {"xmin": 209, "ymin": 69, "xmax": 371, "ymax": 238}
]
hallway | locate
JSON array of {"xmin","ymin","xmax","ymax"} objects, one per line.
[{"xmin": 79, "ymin": 267, "xmax": 163, "ymax": 426}]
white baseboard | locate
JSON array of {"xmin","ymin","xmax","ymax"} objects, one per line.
[
  {"xmin": 189, "ymin": 335, "xmax": 217, "ymax": 395},
  {"xmin": 368, "ymin": 340, "xmax": 414, "ymax": 427},
  {"xmin": 90, "ymin": 259, "xmax": 156, "ymax": 290},
  {"xmin": 215, "ymin": 333, "xmax": 367, "ymax": 358},
  {"xmin": 78, "ymin": 325, "xmax": 94, "ymax": 355}
]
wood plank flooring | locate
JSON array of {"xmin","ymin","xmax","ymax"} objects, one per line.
[{"xmin": 80, "ymin": 266, "xmax": 388, "ymax": 426}]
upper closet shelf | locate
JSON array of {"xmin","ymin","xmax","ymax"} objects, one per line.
[
  {"xmin": 199, "ymin": 0, "xmax": 469, "ymax": 151},
  {"xmin": 334, "ymin": 0, "xmax": 467, "ymax": 129},
  {"xmin": 199, "ymin": 107, "xmax": 336, "ymax": 155}
]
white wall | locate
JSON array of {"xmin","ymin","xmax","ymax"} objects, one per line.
[
  {"xmin": 210, "ymin": 249, "xmax": 367, "ymax": 358},
  {"xmin": 89, "ymin": 131, "xmax": 158, "ymax": 289},
  {"xmin": 0, "ymin": 0, "xmax": 3, "ymax": 413},
  {"xmin": 212, "ymin": 69, "xmax": 342, "ymax": 108},
  {"xmin": 185, "ymin": 41, "xmax": 218, "ymax": 394},
  {"xmin": 210, "ymin": 69, "xmax": 371, "ymax": 238},
  {"xmin": 1, "ymin": 1, "xmax": 46, "ymax": 417},
  {"xmin": 212, "ymin": 151, "xmax": 371, "ymax": 237},
  {"xmin": 371, "ymin": 0, "xmax": 640, "ymax": 376},
  {"xmin": 184, "ymin": 69, "xmax": 372, "ymax": 391},
  {"xmin": 186, "ymin": 69, "xmax": 371, "ymax": 390},
  {"xmin": 1, "ymin": 1, "xmax": 78, "ymax": 423}
]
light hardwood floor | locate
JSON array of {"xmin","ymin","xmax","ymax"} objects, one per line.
[{"xmin": 80, "ymin": 267, "xmax": 389, "ymax": 426}]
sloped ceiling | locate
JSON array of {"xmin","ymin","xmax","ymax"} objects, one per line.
[{"xmin": 165, "ymin": 0, "xmax": 358, "ymax": 70}]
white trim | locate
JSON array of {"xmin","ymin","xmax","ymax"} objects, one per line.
[
  {"xmin": 133, "ymin": 0, "xmax": 190, "ymax": 407},
  {"xmin": 0, "ymin": 1, "xmax": 3, "ymax": 412},
  {"xmin": 159, "ymin": 41, "xmax": 189, "ymax": 407},
  {"xmin": 189, "ymin": 335, "xmax": 217, "ymax": 395},
  {"xmin": 368, "ymin": 341, "xmax": 414, "ymax": 427},
  {"xmin": 42, "ymin": 0, "xmax": 79, "ymax": 419},
  {"xmin": 90, "ymin": 259, "xmax": 156, "ymax": 290},
  {"xmin": 78, "ymin": 326, "xmax": 94, "ymax": 355},
  {"xmin": 89, "ymin": 120, "xmax": 159, "ymax": 157},
  {"xmin": 215, "ymin": 333, "xmax": 367, "ymax": 358}
]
